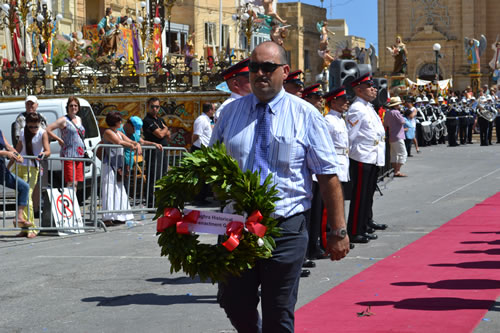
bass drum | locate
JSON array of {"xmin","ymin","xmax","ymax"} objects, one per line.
[{"xmin": 421, "ymin": 120, "xmax": 434, "ymax": 143}]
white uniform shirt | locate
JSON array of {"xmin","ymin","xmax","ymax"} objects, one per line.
[
  {"xmin": 324, "ymin": 109, "xmax": 350, "ymax": 182},
  {"xmin": 192, "ymin": 113, "xmax": 213, "ymax": 148},
  {"xmin": 214, "ymin": 92, "xmax": 243, "ymax": 122},
  {"xmin": 345, "ymin": 97, "xmax": 386, "ymax": 166}
]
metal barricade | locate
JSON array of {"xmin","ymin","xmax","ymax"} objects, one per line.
[
  {"xmin": 0, "ymin": 154, "xmax": 99, "ymax": 234},
  {"xmin": 93, "ymin": 143, "xmax": 187, "ymax": 227}
]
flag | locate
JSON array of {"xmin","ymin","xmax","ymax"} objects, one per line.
[
  {"xmin": 132, "ymin": 24, "xmax": 141, "ymax": 69},
  {"xmin": 152, "ymin": 6, "xmax": 162, "ymax": 61},
  {"xmin": 25, "ymin": 31, "xmax": 33, "ymax": 63},
  {"xmin": 12, "ymin": 13, "xmax": 23, "ymax": 64},
  {"xmin": 3, "ymin": 28, "xmax": 13, "ymax": 62}
]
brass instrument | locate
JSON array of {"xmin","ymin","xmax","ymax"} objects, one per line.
[{"xmin": 477, "ymin": 104, "xmax": 497, "ymax": 122}]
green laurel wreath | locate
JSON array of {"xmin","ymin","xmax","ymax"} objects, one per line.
[{"xmin": 154, "ymin": 142, "xmax": 281, "ymax": 283}]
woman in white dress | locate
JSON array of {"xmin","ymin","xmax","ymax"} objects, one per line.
[{"xmin": 101, "ymin": 112, "xmax": 142, "ymax": 226}]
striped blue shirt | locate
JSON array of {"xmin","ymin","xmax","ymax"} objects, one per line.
[{"xmin": 210, "ymin": 88, "xmax": 339, "ymax": 218}]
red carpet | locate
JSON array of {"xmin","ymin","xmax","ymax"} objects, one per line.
[{"xmin": 296, "ymin": 193, "xmax": 500, "ymax": 333}]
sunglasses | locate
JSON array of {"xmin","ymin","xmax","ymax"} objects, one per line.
[
  {"xmin": 150, "ymin": 105, "xmax": 160, "ymax": 109},
  {"xmin": 28, "ymin": 125, "xmax": 39, "ymax": 129},
  {"xmin": 249, "ymin": 62, "xmax": 286, "ymax": 73}
]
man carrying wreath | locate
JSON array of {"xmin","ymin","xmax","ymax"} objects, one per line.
[{"xmin": 210, "ymin": 41, "xmax": 349, "ymax": 333}]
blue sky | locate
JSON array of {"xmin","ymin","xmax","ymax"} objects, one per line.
[{"xmin": 280, "ymin": 0, "xmax": 379, "ymax": 53}]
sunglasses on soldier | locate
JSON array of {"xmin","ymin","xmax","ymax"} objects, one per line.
[{"xmin": 249, "ymin": 62, "xmax": 286, "ymax": 73}]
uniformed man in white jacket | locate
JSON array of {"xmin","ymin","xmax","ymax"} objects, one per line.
[{"xmin": 345, "ymin": 73, "xmax": 387, "ymax": 243}]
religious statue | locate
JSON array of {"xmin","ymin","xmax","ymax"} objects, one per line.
[
  {"xmin": 244, "ymin": 0, "xmax": 286, "ymax": 24},
  {"xmin": 464, "ymin": 35, "xmax": 487, "ymax": 74},
  {"xmin": 386, "ymin": 36, "xmax": 407, "ymax": 75},
  {"xmin": 184, "ymin": 31, "xmax": 195, "ymax": 68},
  {"xmin": 97, "ymin": 7, "xmax": 127, "ymax": 57},
  {"xmin": 317, "ymin": 21, "xmax": 334, "ymax": 51},
  {"xmin": 63, "ymin": 31, "xmax": 86, "ymax": 63},
  {"xmin": 270, "ymin": 21, "xmax": 289, "ymax": 46},
  {"xmin": 488, "ymin": 36, "xmax": 500, "ymax": 82},
  {"xmin": 318, "ymin": 49, "xmax": 335, "ymax": 68},
  {"xmin": 261, "ymin": 0, "xmax": 286, "ymax": 24},
  {"xmin": 354, "ymin": 43, "xmax": 377, "ymax": 68}
]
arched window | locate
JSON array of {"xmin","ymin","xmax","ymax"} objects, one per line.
[{"xmin": 418, "ymin": 63, "xmax": 442, "ymax": 81}]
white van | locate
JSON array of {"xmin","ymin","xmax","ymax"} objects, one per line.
[{"xmin": 0, "ymin": 97, "xmax": 101, "ymax": 185}]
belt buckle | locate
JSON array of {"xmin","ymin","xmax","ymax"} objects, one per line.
[{"xmin": 374, "ymin": 140, "xmax": 379, "ymax": 146}]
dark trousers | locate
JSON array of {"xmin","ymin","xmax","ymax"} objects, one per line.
[
  {"xmin": 306, "ymin": 182, "xmax": 323, "ymax": 258},
  {"xmin": 496, "ymin": 117, "xmax": 500, "ymax": 143},
  {"xmin": 404, "ymin": 138, "xmax": 412, "ymax": 156},
  {"xmin": 478, "ymin": 117, "xmax": 490, "ymax": 146},
  {"xmin": 446, "ymin": 119, "xmax": 459, "ymax": 146},
  {"xmin": 145, "ymin": 149, "xmax": 167, "ymax": 207},
  {"xmin": 458, "ymin": 118, "xmax": 467, "ymax": 144},
  {"xmin": 347, "ymin": 159, "xmax": 378, "ymax": 237},
  {"xmin": 488, "ymin": 121, "xmax": 493, "ymax": 144},
  {"xmin": 466, "ymin": 118, "xmax": 474, "ymax": 143},
  {"xmin": 218, "ymin": 212, "xmax": 308, "ymax": 333}
]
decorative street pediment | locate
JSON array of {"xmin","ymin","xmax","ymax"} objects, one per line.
[{"xmin": 408, "ymin": 25, "xmax": 451, "ymax": 42}]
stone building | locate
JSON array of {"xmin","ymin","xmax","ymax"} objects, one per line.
[
  {"xmin": 277, "ymin": 2, "xmax": 327, "ymax": 85},
  {"xmin": 378, "ymin": 0, "xmax": 500, "ymax": 91},
  {"xmin": 327, "ymin": 19, "xmax": 366, "ymax": 59}
]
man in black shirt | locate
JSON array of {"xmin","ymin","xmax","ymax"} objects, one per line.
[{"xmin": 142, "ymin": 97, "xmax": 170, "ymax": 207}]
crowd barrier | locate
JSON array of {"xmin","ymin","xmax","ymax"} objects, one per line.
[
  {"xmin": 0, "ymin": 145, "xmax": 187, "ymax": 235},
  {"xmin": 1, "ymin": 155, "xmax": 98, "ymax": 234},
  {"xmin": 1, "ymin": 141, "xmax": 390, "ymax": 235}
]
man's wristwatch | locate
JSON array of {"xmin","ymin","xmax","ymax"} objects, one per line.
[{"xmin": 332, "ymin": 228, "xmax": 347, "ymax": 239}]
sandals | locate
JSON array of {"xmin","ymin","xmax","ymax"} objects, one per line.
[
  {"xmin": 16, "ymin": 220, "xmax": 31, "ymax": 228},
  {"xmin": 103, "ymin": 220, "xmax": 115, "ymax": 227}
]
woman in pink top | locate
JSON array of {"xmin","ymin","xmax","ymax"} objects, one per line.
[{"xmin": 384, "ymin": 97, "xmax": 408, "ymax": 177}]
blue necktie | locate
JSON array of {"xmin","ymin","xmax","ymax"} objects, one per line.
[{"xmin": 253, "ymin": 103, "xmax": 271, "ymax": 183}]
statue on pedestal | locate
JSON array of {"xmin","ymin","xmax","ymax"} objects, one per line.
[
  {"xmin": 488, "ymin": 36, "xmax": 500, "ymax": 82},
  {"xmin": 386, "ymin": 36, "xmax": 407, "ymax": 75},
  {"xmin": 97, "ymin": 7, "xmax": 128, "ymax": 57},
  {"xmin": 464, "ymin": 35, "xmax": 487, "ymax": 74}
]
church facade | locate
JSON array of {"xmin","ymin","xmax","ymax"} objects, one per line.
[{"xmin": 378, "ymin": 0, "xmax": 500, "ymax": 91}]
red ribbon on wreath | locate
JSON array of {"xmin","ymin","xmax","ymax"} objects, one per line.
[
  {"xmin": 157, "ymin": 208, "xmax": 200, "ymax": 234},
  {"xmin": 222, "ymin": 210, "xmax": 267, "ymax": 251}
]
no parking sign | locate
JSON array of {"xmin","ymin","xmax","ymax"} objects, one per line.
[{"xmin": 47, "ymin": 188, "xmax": 84, "ymax": 235}]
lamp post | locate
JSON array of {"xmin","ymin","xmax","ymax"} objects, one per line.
[
  {"xmin": 135, "ymin": 1, "xmax": 164, "ymax": 61},
  {"xmin": 35, "ymin": 0, "xmax": 62, "ymax": 63},
  {"xmin": 164, "ymin": 0, "xmax": 176, "ymax": 55},
  {"xmin": 433, "ymin": 43, "xmax": 441, "ymax": 82},
  {"xmin": 232, "ymin": 5, "xmax": 261, "ymax": 56}
]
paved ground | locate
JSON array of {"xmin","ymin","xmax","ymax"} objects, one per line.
[{"xmin": 1, "ymin": 141, "xmax": 500, "ymax": 333}]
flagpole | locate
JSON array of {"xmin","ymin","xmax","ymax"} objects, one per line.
[{"xmin": 219, "ymin": 0, "xmax": 222, "ymax": 57}]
